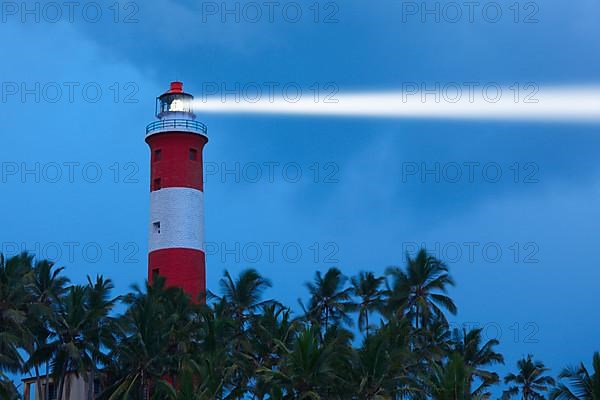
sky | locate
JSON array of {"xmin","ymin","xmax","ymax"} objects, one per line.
[{"xmin": 1, "ymin": 0, "xmax": 600, "ymax": 394}]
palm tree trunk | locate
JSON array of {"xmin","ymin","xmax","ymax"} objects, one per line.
[
  {"xmin": 142, "ymin": 370, "xmax": 149, "ymax": 400},
  {"xmin": 65, "ymin": 374, "xmax": 72, "ymax": 400},
  {"xmin": 365, "ymin": 309, "xmax": 370, "ymax": 337},
  {"xmin": 35, "ymin": 365, "xmax": 43, "ymax": 400},
  {"xmin": 466, "ymin": 375, "xmax": 472, "ymax": 398},
  {"xmin": 44, "ymin": 361, "xmax": 50, "ymax": 400},
  {"xmin": 57, "ymin": 359, "xmax": 68, "ymax": 400},
  {"xmin": 57, "ymin": 373, "xmax": 65, "ymax": 400},
  {"xmin": 87, "ymin": 360, "xmax": 96, "ymax": 400}
]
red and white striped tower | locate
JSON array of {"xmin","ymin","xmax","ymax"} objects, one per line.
[{"xmin": 145, "ymin": 82, "xmax": 208, "ymax": 300}]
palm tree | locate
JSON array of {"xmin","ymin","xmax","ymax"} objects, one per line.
[
  {"xmin": 385, "ymin": 249, "xmax": 456, "ymax": 329},
  {"xmin": 24, "ymin": 259, "xmax": 69, "ymax": 400},
  {"xmin": 414, "ymin": 317, "xmax": 453, "ymax": 366},
  {"xmin": 260, "ymin": 326, "xmax": 340, "ymax": 399},
  {"xmin": 321, "ymin": 324, "xmax": 355, "ymax": 398},
  {"xmin": 0, "ymin": 257, "xmax": 27, "ymax": 399},
  {"xmin": 350, "ymin": 324, "xmax": 414, "ymax": 400},
  {"xmin": 84, "ymin": 275, "xmax": 118, "ymax": 400},
  {"xmin": 208, "ymin": 269, "xmax": 273, "ymax": 397},
  {"xmin": 351, "ymin": 271, "xmax": 384, "ymax": 337},
  {"xmin": 246, "ymin": 303, "xmax": 299, "ymax": 398},
  {"xmin": 28, "ymin": 260, "xmax": 69, "ymax": 302},
  {"xmin": 104, "ymin": 282, "xmax": 164, "ymax": 400},
  {"xmin": 213, "ymin": 268, "xmax": 272, "ymax": 327},
  {"xmin": 154, "ymin": 361, "xmax": 216, "ymax": 400},
  {"xmin": 304, "ymin": 268, "xmax": 353, "ymax": 334},
  {"xmin": 452, "ymin": 327, "xmax": 504, "ymax": 397},
  {"xmin": 103, "ymin": 277, "xmax": 191, "ymax": 400},
  {"xmin": 0, "ymin": 371, "xmax": 19, "ymax": 400},
  {"xmin": 379, "ymin": 317, "xmax": 420, "ymax": 398},
  {"xmin": 550, "ymin": 352, "xmax": 600, "ymax": 400},
  {"xmin": 503, "ymin": 354, "xmax": 555, "ymax": 399},
  {"xmin": 192, "ymin": 304, "xmax": 239, "ymax": 399},
  {"xmin": 428, "ymin": 352, "xmax": 473, "ymax": 400},
  {"xmin": 0, "ymin": 253, "xmax": 32, "ymax": 375},
  {"xmin": 48, "ymin": 285, "xmax": 93, "ymax": 400}
]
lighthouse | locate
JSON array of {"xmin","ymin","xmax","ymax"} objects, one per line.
[{"xmin": 145, "ymin": 82, "xmax": 207, "ymax": 300}]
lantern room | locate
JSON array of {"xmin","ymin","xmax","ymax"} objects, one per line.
[{"xmin": 156, "ymin": 81, "xmax": 196, "ymax": 120}]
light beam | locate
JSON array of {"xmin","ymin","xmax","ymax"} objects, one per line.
[{"xmin": 192, "ymin": 86, "xmax": 600, "ymax": 123}]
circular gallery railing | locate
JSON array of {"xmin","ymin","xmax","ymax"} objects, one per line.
[{"xmin": 146, "ymin": 119, "xmax": 207, "ymax": 136}]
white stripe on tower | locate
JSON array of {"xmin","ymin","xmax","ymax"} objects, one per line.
[{"xmin": 149, "ymin": 187, "xmax": 205, "ymax": 252}]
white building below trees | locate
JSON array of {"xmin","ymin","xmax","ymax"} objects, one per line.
[{"xmin": 21, "ymin": 372, "xmax": 102, "ymax": 400}]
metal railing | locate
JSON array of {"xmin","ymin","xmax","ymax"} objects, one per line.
[{"xmin": 146, "ymin": 119, "xmax": 207, "ymax": 136}]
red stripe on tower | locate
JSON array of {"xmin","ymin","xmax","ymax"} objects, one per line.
[{"xmin": 145, "ymin": 82, "xmax": 208, "ymax": 301}]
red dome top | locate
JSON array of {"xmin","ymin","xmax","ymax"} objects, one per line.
[{"xmin": 167, "ymin": 81, "xmax": 184, "ymax": 94}]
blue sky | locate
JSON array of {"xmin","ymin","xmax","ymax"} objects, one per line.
[{"xmin": 1, "ymin": 0, "xmax": 600, "ymax": 392}]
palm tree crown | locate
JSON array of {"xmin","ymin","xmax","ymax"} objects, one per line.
[
  {"xmin": 385, "ymin": 249, "xmax": 457, "ymax": 329},
  {"xmin": 503, "ymin": 354, "xmax": 555, "ymax": 400},
  {"xmin": 551, "ymin": 352, "xmax": 600, "ymax": 400}
]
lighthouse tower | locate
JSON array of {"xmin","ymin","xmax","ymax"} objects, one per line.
[{"xmin": 145, "ymin": 82, "xmax": 207, "ymax": 300}]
